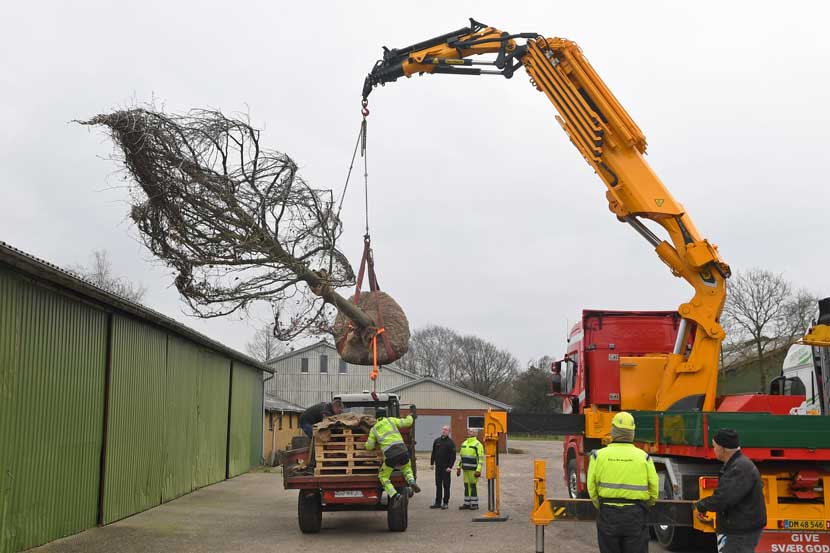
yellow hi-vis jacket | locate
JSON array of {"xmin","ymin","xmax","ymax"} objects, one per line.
[
  {"xmin": 458, "ymin": 437, "xmax": 484, "ymax": 472},
  {"xmin": 364, "ymin": 415, "xmax": 413, "ymax": 454},
  {"xmin": 587, "ymin": 442, "xmax": 659, "ymax": 507}
]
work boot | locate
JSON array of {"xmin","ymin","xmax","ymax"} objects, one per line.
[
  {"xmin": 471, "ymin": 505, "xmax": 479, "ymax": 510},
  {"xmin": 459, "ymin": 504, "xmax": 471, "ymax": 510},
  {"xmin": 430, "ymin": 502, "xmax": 441, "ymax": 509},
  {"xmin": 441, "ymin": 504, "xmax": 448, "ymax": 510}
]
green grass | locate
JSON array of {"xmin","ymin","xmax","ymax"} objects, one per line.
[{"xmin": 508, "ymin": 433, "xmax": 563, "ymax": 441}]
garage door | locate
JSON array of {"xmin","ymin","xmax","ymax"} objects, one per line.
[{"xmin": 414, "ymin": 415, "xmax": 451, "ymax": 452}]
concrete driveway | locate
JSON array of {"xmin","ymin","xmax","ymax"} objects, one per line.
[{"xmin": 29, "ymin": 440, "xmax": 712, "ymax": 553}]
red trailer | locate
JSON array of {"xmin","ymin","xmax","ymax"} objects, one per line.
[{"xmin": 282, "ymin": 393, "xmax": 416, "ymax": 533}]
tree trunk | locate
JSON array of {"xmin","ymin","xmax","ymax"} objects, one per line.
[
  {"xmin": 756, "ymin": 341, "xmax": 767, "ymax": 392},
  {"xmin": 299, "ymin": 266, "xmax": 375, "ymax": 331}
]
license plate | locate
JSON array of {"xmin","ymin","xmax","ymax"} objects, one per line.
[
  {"xmin": 782, "ymin": 520, "xmax": 829, "ymax": 530},
  {"xmin": 333, "ymin": 490, "xmax": 364, "ymax": 498}
]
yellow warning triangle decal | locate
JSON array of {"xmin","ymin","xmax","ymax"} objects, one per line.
[{"xmin": 655, "ymin": 199, "xmax": 665, "ymax": 207}]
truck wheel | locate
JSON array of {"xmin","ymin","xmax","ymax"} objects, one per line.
[
  {"xmin": 567, "ymin": 458, "xmax": 581, "ymax": 499},
  {"xmin": 298, "ymin": 491, "xmax": 322, "ymax": 534},
  {"xmin": 387, "ymin": 491, "xmax": 409, "ymax": 532},
  {"xmin": 654, "ymin": 477, "xmax": 689, "ymax": 550}
]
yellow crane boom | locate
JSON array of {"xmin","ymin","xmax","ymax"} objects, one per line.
[{"xmin": 363, "ymin": 19, "xmax": 730, "ymax": 412}]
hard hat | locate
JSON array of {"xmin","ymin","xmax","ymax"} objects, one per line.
[
  {"xmin": 375, "ymin": 406, "xmax": 387, "ymax": 418},
  {"xmin": 611, "ymin": 411, "xmax": 636, "ymax": 430}
]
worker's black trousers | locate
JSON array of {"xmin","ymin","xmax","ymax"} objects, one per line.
[
  {"xmin": 434, "ymin": 465, "xmax": 451, "ymax": 505},
  {"xmin": 596, "ymin": 504, "xmax": 648, "ymax": 553}
]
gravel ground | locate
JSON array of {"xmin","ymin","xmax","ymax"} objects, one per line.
[{"xmin": 29, "ymin": 440, "xmax": 712, "ymax": 553}]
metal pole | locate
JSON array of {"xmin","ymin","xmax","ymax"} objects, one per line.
[
  {"xmin": 535, "ymin": 525, "xmax": 545, "ymax": 553},
  {"xmin": 625, "ymin": 216, "xmax": 662, "ymax": 247},
  {"xmin": 673, "ymin": 318, "xmax": 688, "ymax": 355},
  {"xmin": 488, "ymin": 479, "xmax": 495, "ymax": 512}
]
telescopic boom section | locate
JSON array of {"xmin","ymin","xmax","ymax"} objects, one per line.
[{"xmin": 363, "ymin": 21, "xmax": 731, "ymax": 412}]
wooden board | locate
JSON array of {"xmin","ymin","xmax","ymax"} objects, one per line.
[{"xmin": 314, "ymin": 427, "xmax": 382, "ymax": 477}]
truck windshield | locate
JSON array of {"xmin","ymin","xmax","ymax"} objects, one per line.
[{"xmin": 342, "ymin": 406, "xmax": 376, "ymax": 416}]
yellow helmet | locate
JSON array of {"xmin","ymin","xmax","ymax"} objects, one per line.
[{"xmin": 612, "ymin": 411, "xmax": 636, "ymax": 430}]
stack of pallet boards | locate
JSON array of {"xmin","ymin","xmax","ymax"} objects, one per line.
[{"xmin": 313, "ymin": 413, "xmax": 380, "ymax": 477}]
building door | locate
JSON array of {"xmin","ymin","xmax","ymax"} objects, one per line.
[{"xmin": 414, "ymin": 415, "xmax": 451, "ymax": 452}]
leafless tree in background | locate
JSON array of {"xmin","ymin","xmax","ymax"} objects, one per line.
[
  {"xmin": 246, "ymin": 324, "xmax": 284, "ymax": 362},
  {"xmin": 397, "ymin": 325, "xmax": 518, "ymax": 402},
  {"xmin": 397, "ymin": 325, "xmax": 462, "ymax": 380},
  {"xmin": 453, "ymin": 334, "xmax": 519, "ymax": 402},
  {"xmin": 723, "ymin": 268, "xmax": 792, "ymax": 390},
  {"xmin": 80, "ymin": 107, "xmax": 376, "ymax": 342},
  {"xmin": 780, "ymin": 288, "xmax": 819, "ymax": 343},
  {"xmin": 69, "ymin": 250, "xmax": 147, "ymax": 303}
]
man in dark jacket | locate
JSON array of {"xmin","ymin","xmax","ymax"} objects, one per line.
[
  {"xmin": 429, "ymin": 425, "xmax": 456, "ymax": 509},
  {"xmin": 299, "ymin": 399, "xmax": 343, "ymax": 438},
  {"xmin": 695, "ymin": 429, "xmax": 766, "ymax": 553}
]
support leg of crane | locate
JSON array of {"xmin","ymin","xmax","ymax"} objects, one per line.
[
  {"xmin": 535, "ymin": 525, "xmax": 545, "ymax": 553},
  {"xmin": 473, "ymin": 478, "xmax": 509, "ymax": 522}
]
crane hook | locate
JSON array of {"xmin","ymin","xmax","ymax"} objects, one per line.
[{"xmin": 361, "ymin": 98, "xmax": 370, "ymax": 117}]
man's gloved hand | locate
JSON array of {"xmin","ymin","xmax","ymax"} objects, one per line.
[
  {"xmin": 475, "ymin": 471, "xmax": 481, "ymax": 478},
  {"xmin": 446, "ymin": 467, "xmax": 452, "ymax": 473},
  {"xmin": 430, "ymin": 464, "xmax": 434, "ymax": 471},
  {"xmin": 410, "ymin": 405, "xmax": 417, "ymax": 419},
  {"xmin": 591, "ymin": 498, "xmax": 599, "ymax": 509},
  {"xmin": 456, "ymin": 468, "xmax": 461, "ymax": 477},
  {"xmin": 694, "ymin": 501, "xmax": 705, "ymax": 513},
  {"xmin": 647, "ymin": 499, "xmax": 656, "ymax": 508}
]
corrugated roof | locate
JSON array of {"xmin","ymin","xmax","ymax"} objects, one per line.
[
  {"xmin": 267, "ymin": 339, "xmax": 418, "ymax": 380},
  {"xmin": 384, "ymin": 376, "xmax": 512, "ymax": 410},
  {"xmin": 0, "ymin": 241, "xmax": 271, "ymax": 373},
  {"xmin": 264, "ymin": 394, "xmax": 305, "ymax": 412}
]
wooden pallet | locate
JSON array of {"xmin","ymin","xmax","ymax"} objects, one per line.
[{"xmin": 314, "ymin": 427, "xmax": 381, "ymax": 477}]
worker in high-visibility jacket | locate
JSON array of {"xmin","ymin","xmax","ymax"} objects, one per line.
[
  {"xmin": 587, "ymin": 411, "xmax": 659, "ymax": 553},
  {"xmin": 456, "ymin": 428, "xmax": 485, "ymax": 510},
  {"xmin": 364, "ymin": 406, "xmax": 421, "ymax": 501}
]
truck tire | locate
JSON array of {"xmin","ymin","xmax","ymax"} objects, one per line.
[
  {"xmin": 298, "ymin": 491, "xmax": 322, "ymax": 534},
  {"xmin": 387, "ymin": 491, "xmax": 409, "ymax": 532},
  {"xmin": 654, "ymin": 477, "xmax": 690, "ymax": 550},
  {"xmin": 567, "ymin": 458, "xmax": 581, "ymax": 499}
]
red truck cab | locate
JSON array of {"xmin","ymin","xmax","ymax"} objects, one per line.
[{"xmin": 555, "ymin": 310, "xmax": 680, "ymax": 498}]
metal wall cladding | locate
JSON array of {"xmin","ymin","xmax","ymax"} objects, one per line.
[
  {"xmin": 0, "ymin": 268, "xmax": 107, "ymax": 553},
  {"xmin": 194, "ymin": 347, "xmax": 230, "ymax": 489},
  {"xmin": 162, "ymin": 336, "xmax": 200, "ymax": 502},
  {"xmin": 266, "ymin": 343, "xmax": 417, "ymax": 408},
  {"xmin": 228, "ymin": 363, "xmax": 263, "ymax": 477},
  {"xmin": 102, "ymin": 315, "xmax": 167, "ymax": 524},
  {"xmin": 162, "ymin": 338, "xmax": 230, "ymax": 501}
]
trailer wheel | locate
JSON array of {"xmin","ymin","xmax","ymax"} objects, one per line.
[
  {"xmin": 387, "ymin": 491, "xmax": 409, "ymax": 532},
  {"xmin": 654, "ymin": 477, "xmax": 689, "ymax": 550},
  {"xmin": 298, "ymin": 491, "xmax": 322, "ymax": 534}
]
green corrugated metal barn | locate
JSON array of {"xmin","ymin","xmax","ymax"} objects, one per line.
[{"xmin": 0, "ymin": 242, "xmax": 270, "ymax": 553}]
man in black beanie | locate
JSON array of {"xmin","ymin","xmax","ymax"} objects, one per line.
[{"xmin": 694, "ymin": 429, "xmax": 766, "ymax": 552}]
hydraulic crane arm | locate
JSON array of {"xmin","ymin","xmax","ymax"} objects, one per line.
[{"xmin": 363, "ymin": 20, "xmax": 731, "ymax": 412}]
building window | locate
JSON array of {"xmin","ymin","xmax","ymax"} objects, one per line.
[
  {"xmin": 301, "ymin": 357, "xmax": 308, "ymax": 373},
  {"xmin": 320, "ymin": 354, "xmax": 328, "ymax": 373},
  {"xmin": 467, "ymin": 416, "xmax": 485, "ymax": 430},
  {"xmin": 278, "ymin": 413, "xmax": 283, "ymax": 431},
  {"xmin": 339, "ymin": 359, "xmax": 348, "ymax": 373}
]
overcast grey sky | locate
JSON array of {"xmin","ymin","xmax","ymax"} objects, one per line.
[{"xmin": 1, "ymin": 1, "xmax": 828, "ymax": 366}]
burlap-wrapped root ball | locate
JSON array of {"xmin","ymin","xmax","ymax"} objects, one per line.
[{"xmin": 333, "ymin": 291, "xmax": 410, "ymax": 365}]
